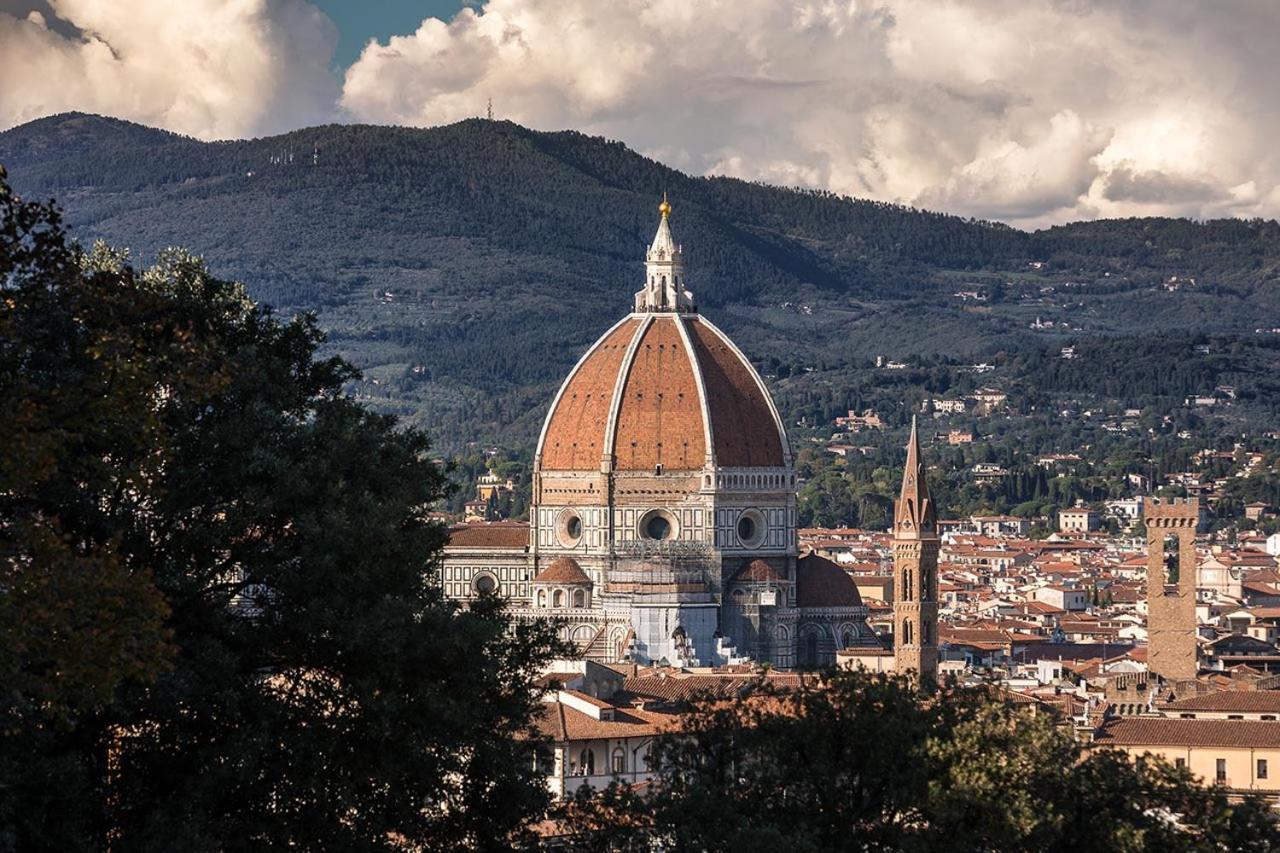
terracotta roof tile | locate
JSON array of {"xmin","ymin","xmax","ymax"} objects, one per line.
[
  {"xmin": 796, "ymin": 553, "xmax": 863, "ymax": 608},
  {"xmin": 1095, "ymin": 717, "xmax": 1280, "ymax": 749},
  {"xmin": 686, "ymin": 317, "xmax": 785, "ymax": 467},
  {"xmin": 620, "ymin": 673, "xmax": 807, "ymax": 704},
  {"xmin": 538, "ymin": 310, "xmax": 787, "ymax": 475},
  {"xmin": 533, "ymin": 557, "xmax": 591, "ymax": 585},
  {"xmin": 613, "ymin": 317, "xmax": 705, "ymax": 471},
  {"xmin": 541, "ymin": 318, "xmax": 640, "ymax": 470},
  {"xmin": 446, "ymin": 522, "xmax": 529, "ymax": 549},
  {"xmin": 1161, "ymin": 691, "xmax": 1280, "ymax": 713},
  {"xmin": 531, "ymin": 701, "xmax": 678, "ymax": 741}
]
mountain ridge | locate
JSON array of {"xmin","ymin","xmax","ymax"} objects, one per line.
[{"xmin": 2, "ymin": 112, "xmax": 1278, "ymax": 449}]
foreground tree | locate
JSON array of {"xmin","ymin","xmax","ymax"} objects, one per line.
[
  {"xmin": 1, "ymin": 168, "xmax": 561, "ymax": 850},
  {"xmin": 556, "ymin": 670, "xmax": 1280, "ymax": 852}
]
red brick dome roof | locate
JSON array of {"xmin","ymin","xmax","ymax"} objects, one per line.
[
  {"xmin": 536, "ymin": 314, "xmax": 789, "ymax": 472},
  {"xmin": 796, "ymin": 553, "xmax": 863, "ymax": 608},
  {"xmin": 533, "ymin": 557, "xmax": 591, "ymax": 585}
]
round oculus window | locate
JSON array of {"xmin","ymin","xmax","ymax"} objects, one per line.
[
  {"xmin": 473, "ymin": 574, "xmax": 497, "ymax": 594},
  {"xmin": 736, "ymin": 509, "xmax": 766, "ymax": 547},
  {"xmin": 643, "ymin": 512, "xmax": 673, "ymax": 541},
  {"xmin": 556, "ymin": 510, "xmax": 584, "ymax": 547}
]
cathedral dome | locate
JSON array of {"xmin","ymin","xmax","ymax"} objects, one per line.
[
  {"xmin": 535, "ymin": 196, "xmax": 789, "ymax": 475},
  {"xmin": 535, "ymin": 312, "xmax": 788, "ymax": 472},
  {"xmin": 796, "ymin": 554, "xmax": 864, "ymax": 608}
]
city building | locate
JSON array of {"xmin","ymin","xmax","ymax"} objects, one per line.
[
  {"xmin": 970, "ymin": 515, "xmax": 1030, "ymax": 537},
  {"xmin": 440, "ymin": 200, "xmax": 878, "ymax": 668},
  {"xmin": 1059, "ymin": 507, "xmax": 1101, "ymax": 534},
  {"xmin": 1093, "ymin": 717, "xmax": 1280, "ymax": 800}
]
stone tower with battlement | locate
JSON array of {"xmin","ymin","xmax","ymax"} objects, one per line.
[
  {"xmin": 1144, "ymin": 497, "xmax": 1201, "ymax": 680},
  {"xmin": 893, "ymin": 419, "xmax": 939, "ymax": 682}
]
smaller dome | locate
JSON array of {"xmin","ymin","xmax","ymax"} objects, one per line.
[
  {"xmin": 731, "ymin": 559, "xmax": 785, "ymax": 584},
  {"xmin": 796, "ymin": 554, "xmax": 863, "ymax": 608},
  {"xmin": 533, "ymin": 557, "xmax": 591, "ymax": 585}
]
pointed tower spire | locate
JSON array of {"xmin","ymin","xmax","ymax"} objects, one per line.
[
  {"xmin": 636, "ymin": 195, "xmax": 695, "ymax": 313},
  {"xmin": 895, "ymin": 416, "xmax": 936, "ymax": 535}
]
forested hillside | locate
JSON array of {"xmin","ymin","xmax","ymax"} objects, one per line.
[{"xmin": 3, "ymin": 112, "xmax": 1278, "ymax": 450}]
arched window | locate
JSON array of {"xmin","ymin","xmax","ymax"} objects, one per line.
[
  {"xmin": 842, "ymin": 630, "xmax": 855, "ymax": 649},
  {"xmin": 536, "ymin": 589, "xmax": 547, "ymax": 608},
  {"xmin": 572, "ymin": 588, "xmax": 586, "ymax": 608},
  {"xmin": 920, "ymin": 567, "xmax": 931, "ymax": 601},
  {"xmin": 1162, "ymin": 533, "xmax": 1180, "ymax": 590},
  {"xmin": 579, "ymin": 749, "xmax": 595, "ymax": 776},
  {"xmin": 553, "ymin": 589, "xmax": 565, "ymax": 608},
  {"xmin": 903, "ymin": 567, "xmax": 913, "ymax": 600},
  {"xmin": 805, "ymin": 632, "xmax": 819, "ymax": 668},
  {"xmin": 611, "ymin": 747, "xmax": 626, "ymax": 775},
  {"xmin": 903, "ymin": 619, "xmax": 913, "ymax": 646}
]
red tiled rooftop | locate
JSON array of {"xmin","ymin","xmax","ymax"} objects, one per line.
[
  {"xmin": 533, "ymin": 557, "xmax": 591, "ymax": 584},
  {"xmin": 532, "ymin": 701, "xmax": 677, "ymax": 741},
  {"xmin": 447, "ymin": 521, "xmax": 529, "ymax": 549},
  {"xmin": 796, "ymin": 553, "xmax": 863, "ymax": 608},
  {"xmin": 1094, "ymin": 717, "xmax": 1280, "ymax": 750},
  {"xmin": 1161, "ymin": 691, "xmax": 1280, "ymax": 713},
  {"xmin": 537, "ymin": 314, "xmax": 786, "ymax": 472}
]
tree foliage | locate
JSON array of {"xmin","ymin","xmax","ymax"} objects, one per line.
[
  {"xmin": 558, "ymin": 671, "xmax": 1280, "ymax": 852},
  {"xmin": 0, "ymin": 168, "xmax": 562, "ymax": 850}
]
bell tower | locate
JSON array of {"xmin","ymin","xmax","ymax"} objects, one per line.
[
  {"xmin": 893, "ymin": 418, "xmax": 939, "ymax": 682},
  {"xmin": 1144, "ymin": 497, "xmax": 1201, "ymax": 681}
]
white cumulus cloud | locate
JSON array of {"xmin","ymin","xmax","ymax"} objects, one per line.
[
  {"xmin": 3, "ymin": 0, "xmax": 1279, "ymax": 225},
  {"xmin": 338, "ymin": 0, "xmax": 1280, "ymax": 226},
  {"xmin": 0, "ymin": 0, "xmax": 339, "ymax": 139}
]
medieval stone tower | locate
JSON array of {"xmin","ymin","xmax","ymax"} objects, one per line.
[
  {"xmin": 893, "ymin": 419, "xmax": 939, "ymax": 681},
  {"xmin": 1144, "ymin": 497, "xmax": 1200, "ymax": 680}
]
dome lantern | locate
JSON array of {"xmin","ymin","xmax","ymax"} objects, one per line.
[{"xmin": 636, "ymin": 195, "xmax": 695, "ymax": 313}]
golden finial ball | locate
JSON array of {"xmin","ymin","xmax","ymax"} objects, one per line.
[{"xmin": 659, "ymin": 197, "xmax": 671, "ymax": 217}]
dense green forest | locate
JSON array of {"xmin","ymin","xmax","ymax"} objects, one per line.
[{"xmin": 2, "ymin": 112, "xmax": 1278, "ymax": 452}]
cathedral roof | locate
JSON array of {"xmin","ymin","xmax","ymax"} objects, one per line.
[
  {"xmin": 536, "ymin": 201, "xmax": 789, "ymax": 473},
  {"xmin": 533, "ymin": 556, "xmax": 591, "ymax": 585},
  {"xmin": 536, "ymin": 313, "xmax": 787, "ymax": 471},
  {"xmin": 447, "ymin": 521, "xmax": 529, "ymax": 549},
  {"xmin": 796, "ymin": 553, "xmax": 864, "ymax": 608}
]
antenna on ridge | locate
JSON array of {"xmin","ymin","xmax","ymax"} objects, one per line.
[{"xmin": 487, "ymin": 97, "xmax": 493, "ymax": 121}]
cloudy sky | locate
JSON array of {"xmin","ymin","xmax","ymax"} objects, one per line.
[{"xmin": 1, "ymin": 0, "xmax": 1277, "ymax": 228}]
